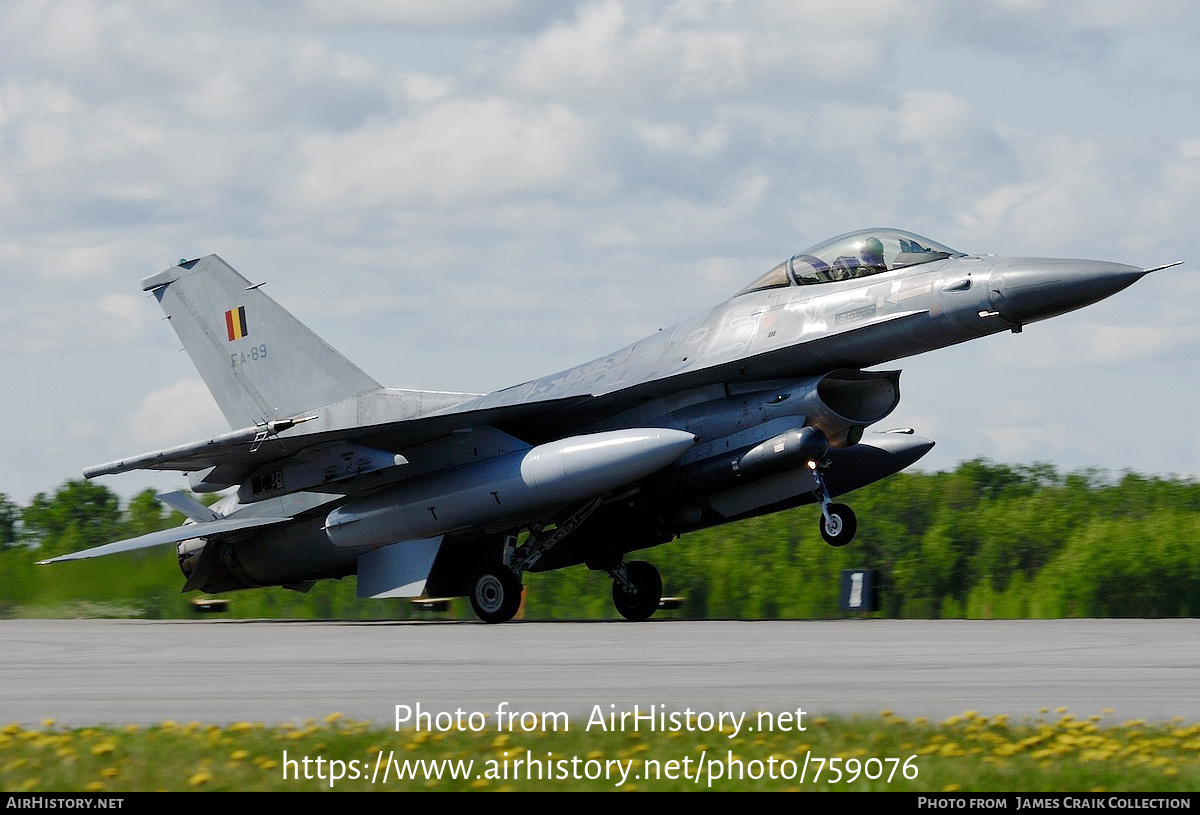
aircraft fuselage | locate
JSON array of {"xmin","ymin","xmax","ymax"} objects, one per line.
[{"xmin": 56, "ymin": 228, "xmax": 1166, "ymax": 622}]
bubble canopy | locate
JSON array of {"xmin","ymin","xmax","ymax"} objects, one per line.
[{"xmin": 737, "ymin": 229, "xmax": 965, "ymax": 296}]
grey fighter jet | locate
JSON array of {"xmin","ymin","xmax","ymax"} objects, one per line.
[{"xmin": 44, "ymin": 229, "xmax": 1179, "ymax": 622}]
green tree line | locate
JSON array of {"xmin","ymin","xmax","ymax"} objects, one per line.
[{"xmin": 2, "ymin": 461, "xmax": 1198, "ymax": 619}]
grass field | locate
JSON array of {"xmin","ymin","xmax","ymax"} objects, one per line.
[{"xmin": 3, "ymin": 709, "xmax": 1197, "ymax": 792}]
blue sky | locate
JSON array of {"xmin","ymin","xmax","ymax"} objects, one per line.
[{"xmin": 2, "ymin": 0, "xmax": 1199, "ymax": 503}]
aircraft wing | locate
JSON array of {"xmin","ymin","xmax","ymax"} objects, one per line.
[
  {"xmin": 37, "ymin": 515, "xmax": 293, "ymax": 563},
  {"xmin": 85, "ymin": 395, "xmax": 595, "ymax": 478}
]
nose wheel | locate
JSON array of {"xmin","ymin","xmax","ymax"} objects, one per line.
[
  {"xmin": 609, "ymin": 560, "xmax": 662, "ymax": 621},
  {"xmin": 809, "ymin": 463, "xmax": 857, "ymax": 546},
  {"xmin": 818, "ymin": 502, "xmax": 857, "ymax": 546}
]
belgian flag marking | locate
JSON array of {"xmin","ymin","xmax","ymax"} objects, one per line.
[{"xmin": 225, "ymin": 306, "xmax": 248, "ymax": 341}]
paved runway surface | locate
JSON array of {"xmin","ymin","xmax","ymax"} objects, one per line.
[{"xmin": 1, "ymin": 619, "xmax": 1195, "ymax": 727}]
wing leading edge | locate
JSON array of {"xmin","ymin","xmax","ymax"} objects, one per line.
[{"xmin": 37, "ymin": 514, "xmax": 293, "ymax": 564}]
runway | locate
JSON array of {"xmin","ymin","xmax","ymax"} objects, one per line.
[{"xmin": 1, "ymin": 618, "xmax": 1195, "ymax": 727}]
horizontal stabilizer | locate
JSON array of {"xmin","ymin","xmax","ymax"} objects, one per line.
[{"xmin": 38, "ymin": 515, "xmax": 292, "ymax": 564}]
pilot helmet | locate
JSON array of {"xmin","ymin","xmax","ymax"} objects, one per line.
[{"xmin": 861, "ymin": 236, "xmax": 885, "ymax": 267}]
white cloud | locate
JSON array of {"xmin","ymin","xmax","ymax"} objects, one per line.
[
  {"xmin": 97, "ymin": 293, "xmax": 143, "ymax": 324},
  {"xmin": 292, "ymin": 98, "xmax": 598, "ymax": 210},
  {"xmin": 506, "ymin": 0, "xmax": 885, "ymax": 104},
  {"xmin": 634, "ymin": 121, "xmax": 729, "ymax": 159},
  {"xmin": 0, "ymin": 288, "xmax": 148, "ymax": 354},
  {"xmin": 1001, "ymin": 322, "xmax": 1199, "ymax": 370},
  {"xmin": 400, "ymin": 74, "xmax": 453, "ymax": 103},
  {"xmin": 300, "ymin": 0, "xmax": 536, "ymax": 28},
  {"xmin": 129, "ymin": 379, "xmax": 224, "ymax": 449},
  {"xmin": 1074, "ymin": 324, "xmax": 1196, "ymax": 366},
  {"xmin": 981, "ymin": 421, "xmax": 1090, "ymax": 464}
]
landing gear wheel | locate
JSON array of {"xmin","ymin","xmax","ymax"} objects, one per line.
[
  {"xmin": 612, "ymin": 560, "xmax": 663, "ymax": 621},
  {"xmin": 819, "ymin": 503, "xmax": 857, "ymax": 547},
  {"xmin": 469, "ymin": 565, "xmax": 523, "ymax": 623}
]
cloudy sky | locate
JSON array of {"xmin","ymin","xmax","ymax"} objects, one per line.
[{"xmin": 3, "ymin": 0, "xmax": 1199, "ymax": 504}]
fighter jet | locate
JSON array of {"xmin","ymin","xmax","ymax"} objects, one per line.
[{"xmin": 43, "ymin": 229, "xmax": 1179, "ymax": 622}]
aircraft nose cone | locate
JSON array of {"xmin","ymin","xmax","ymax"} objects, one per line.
[{"xmin": 987, "ymin": 258, "xmax": 1146, "ymax": 325}]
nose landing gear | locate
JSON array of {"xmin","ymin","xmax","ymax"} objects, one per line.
[
  {"xmin": 818, "ymin": 502, "xmax": 857, "ymax": 546},
  {"xmin": 809, "ymin": 462, "xmax": 857, "ymax": 546}
]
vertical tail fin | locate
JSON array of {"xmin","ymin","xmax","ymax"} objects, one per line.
[{"xmin": 141, "ymin": 255, "xmax": 381, "ymax": 428}]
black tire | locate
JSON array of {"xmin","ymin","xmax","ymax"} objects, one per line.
[
  {"xmin": 612, "ymin": 560, "xmax": 663, "ymax": 621},
  {"xmin": 819, "ymin": 503, "xmax": 857, "ymax": 546},
  {"xmin": 469, "ymin": 565, "xmax": 523, "ymax": 623}
]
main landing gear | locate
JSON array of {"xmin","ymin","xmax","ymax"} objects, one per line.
[
  {"xmin": 464, "ymin": 503, "xmax": 670, "ymax": 624},
  {"xmin": 468, "ymin": 557, "xmax": 666, "ymax": 623},
  {"xmin": 468, "ymin": 556, "xmax": 667, "ymax": 619},
  {"xmin": 467, "ymin": 556, "xmax": 666, "ymax": 624},
  {"xmin": 468, "ymin": 564, "xmax": 523, "ymax": 624},
  {"xmin": 809, "ymin": 462, "xmax": 857, "ymax": 547},
  {"xmin": 608, "ymin": 560, "xmax": 663, "ymax": 621},
  {"xmin": 469, "ymin": 498, "xmax": 605, "ymax": 624}
]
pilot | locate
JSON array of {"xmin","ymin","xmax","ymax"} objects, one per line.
[
  {"xmin": 859, "ymin": 236, "xmax": 886, "ymax": 274},
  {"xmin": 830, "ymin": 257, "xmax": 858, "ymax": 280}
]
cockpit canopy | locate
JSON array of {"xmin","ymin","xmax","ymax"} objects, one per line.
[{"xmin": 737, "ymin": 229, "xmax": 965, "ymax": 296}]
